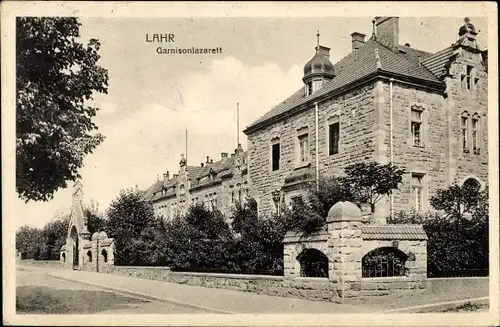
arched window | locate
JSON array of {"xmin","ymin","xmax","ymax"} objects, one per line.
[
  {"xmin": 297, "ymin": 249, "xmax": 329, "ymax": 278},
  {"xmin": 362, "ymin": 247, "xmax": 408, "ymax": 278},
  {"xmin": 87, "ymin": 250, "xmax": 92, "ymax": 263},
  {"xmin": 62, "ymin": 253, "xmax": 66, "ymax": 262},
  {"xmin": 101, "ymin": 249, "xmax": 108, "ymax": 263}
]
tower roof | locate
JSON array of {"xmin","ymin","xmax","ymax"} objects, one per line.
[{"xmin": 303, "ymin": 48, "xmax": 335, "ymax": 81}]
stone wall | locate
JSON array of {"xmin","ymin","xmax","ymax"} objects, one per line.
[
  {"xmin": 105, "ymin": 266, "xmax": 343, "ymax": 302},
  {"xmin": 80, "ymin": 232, "xmax": 115, "ymax": 273},
  {"xmin": 445, "ymin": 47, "xmax": 488, "ymax": 187},
  {"xmin": 247, "ymin": 84, "xmax": 376, "ymax": 217}
]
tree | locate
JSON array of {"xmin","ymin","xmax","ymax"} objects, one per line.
[
  {"xmin": 389, "ymin": 183, "xmax": 489, "ymax": 277},
  {"xmin": 83, "ymin": 199, "xmax": 106, "ymax": 235},
  {"xmin": 430, "ymin": 181, "xmax": 486, "ymax": 222},
  {"xmin": 16, "ymin": 225, "xmax": 45, "ymax": 259},
  {"xmin": 42, "ymin": 217, "xmax": 69, "ymax": 260},
  {"xmin": 339, "ymin": 162, "xmax": 405, "ymax": 214},
  {"xmin": 105, "ymin": 189, "xmax": 155, "ymax": 265},
  {"xmin": 16, "ymin": 17, "xmax": 109, "ymax": 202}
]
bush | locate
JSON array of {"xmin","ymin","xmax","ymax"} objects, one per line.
[{"xmin": 389, "ymin": 183, "xmax": 489, "ymax": 277}]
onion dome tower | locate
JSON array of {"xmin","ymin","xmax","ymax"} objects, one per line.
[{"xmin": 303, "ymin": 30, "xmax": 335, "ymax": 96}]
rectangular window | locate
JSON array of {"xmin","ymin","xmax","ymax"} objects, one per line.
[
  {"xmin": 462, "ymin": 116, "xmax": 469, "ymax": 152},
  {"xmin": 312, "ymin": 80, "xmax": 323, "ymax": 93},
  {"xmin": 307, "ymin": 82, "xmax": 313, "ymax": 96},
  {"xmin": 271, "ymin": 143, "xmax": 280, "ymax": 171},
  {"xmin": 411, "ymin": 109, "xmax": 422, "ymax": 147},
  {"xmin": 472, "ymin": 117, "xmax": 479, "ymax": 152},
  {"xmin": 466, "ymin": 65, "xmax": 473, "ymax": 90},
  {"xmin": 411, "ymin": 174, "xmax": 424, "ymax": 211},
  {"xmin": 329, "ymin": 122, "xmax": 340, "ymax": 155},
  {"xmin": 298, "ymin": 134, "xmax": 309, "ymax": 163}
]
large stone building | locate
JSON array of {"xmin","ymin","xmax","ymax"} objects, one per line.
[
  {"xmin": 243, "ymin": 17, "xmax": 488, "ymax": 221},
  {"xmin": 141, "ymin": 144, "xmax": 250, "ymax": 222},
  {"xmin": 142, "ymin": 17, "xmax": 488, "ymax": 223}
]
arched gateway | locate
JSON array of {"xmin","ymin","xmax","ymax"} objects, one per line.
[{"xmin": 60, "ymin": 179, "xmax": 90, "ymax": 270}]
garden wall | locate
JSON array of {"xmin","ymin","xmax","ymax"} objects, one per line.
[{"xmin": 103, "ymin": 265, "xmax": 428, "ymax": 302}]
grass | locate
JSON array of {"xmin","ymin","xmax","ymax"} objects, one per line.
[{"xmin": 16, "ymin": 286, "xmax": 150, "ymax": 314}]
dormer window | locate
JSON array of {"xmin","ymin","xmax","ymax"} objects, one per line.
[
  {"xmin": 306, "ymin": 82, "xmax": 313, "ymax": 96},
  {"xmin": 312, "ymin": 79, "xmax": 323, "ymax": 92}
]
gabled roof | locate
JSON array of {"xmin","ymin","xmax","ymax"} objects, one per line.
[
  {"xmin": 244, "ymin": 37, "xmax": 444, "ymax": 133},
  {"xmin": 361, "ymin": 225, "xmax": 428, "ymax": 240},
  {"xmin": 397, "ymin": 44, "xmax": 432, "ymax": 65},
  {"xmin": 421, "ymin": 46, "xmax": 456, "ymax": 79},
  {"xmin": 142, "ymin": 151, "xmax": 248, "ymax": 201}
]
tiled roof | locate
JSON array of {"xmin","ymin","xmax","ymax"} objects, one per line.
[
  {"xmin": 421, "ymin": 46, "xmax": 456, "ymax": 79},
  {"xmin": 361, "ymin": 225, "xmax": 428, "ymax": 240},
  {"xmin": 142, "ymin": 151, "xmax": 248, "ymax": 200},
  {"xmin": 397, "ymin": 44, "xmax": 432, "ymax": 65},
  {"xmin": 141, "ymin": 180, "xmax": 163, "ymax": 201},
  {"xmin": 245, "ymin": 37, "xmax": 444, "ymax": 132}
]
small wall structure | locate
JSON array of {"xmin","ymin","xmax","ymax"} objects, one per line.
[
  {"xmin": 283, "ymin": 201, "xmax": 428, "ymax": 298},
  {"xmin": 98, "ymin": 201, "xmax": 427, "ymax": 302},
  {"xmin": 81, "ymin": 231, "xmax": 115, "ymax": 272}
]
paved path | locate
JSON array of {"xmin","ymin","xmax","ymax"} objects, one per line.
[
  {"xmin": 17, "ymin": 266, "xmax": 205, "ymax": 314},
  {"xmin": 35, "ymin": 267, "xmax": 374, "ymax": 313}
]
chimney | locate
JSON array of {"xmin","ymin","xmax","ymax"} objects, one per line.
[
  {"xmin": 201, "ymin": 162, "xmax": 204, "ymax": 167},
  {"xmin": 210, "ymin": 159, "xmax": 213, "ymax": 164},
  {"xmin": 317, "ymin": 45, "xmax": 331, "ymax": 60},
  {"xmin": 173, "ymin": 174, "xmax": 178, "ymax": 179},
  {"xmin": 206, "ymin": 156, "xmax": 210, "ymax": 164},
  {"xmin": 351, "ymin": 32, "xmax": 366, "ymax": 51},
  {"xmin": 163, "ymin": 172, "xmax": 168, "ymax": 180},
  {"xmin": 221, "ymin": 152, "xmax": 228, "ymax": 160},
  {"xmin": 375, "ymin": 17, "xmax": 399, "ymax": 52}
]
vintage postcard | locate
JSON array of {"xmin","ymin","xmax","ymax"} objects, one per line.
[{"xmin": 2, "ymin": 1, "xmax": 498, "ymax": 326}]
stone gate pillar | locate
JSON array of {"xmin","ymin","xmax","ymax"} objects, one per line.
[{"xmin": 326, "ymin": 201, "xmax": 364, "ymax": 298}]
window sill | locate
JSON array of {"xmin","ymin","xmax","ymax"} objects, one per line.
[
  {"xmin": 362, "ymin": 276, "xmax": 408, "ymax": 282},
  {"xmin": 412, "ymin": 145, "xmax": 425, "ymax": 149},
  {"xmin": 294, "ymin": 162, "xmax": 311, "ymax": 170}
]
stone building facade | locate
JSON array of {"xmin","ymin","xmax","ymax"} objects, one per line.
[
  {"xmin": 243, "ymin": 17, "xmax": 488, "ymax": 221},
  {"xmin": 141, "ymin": 144, "xmax": 251, "ymax": 223}
]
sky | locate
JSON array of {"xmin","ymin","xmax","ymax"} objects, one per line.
[{"xmin": 14, "ymin": 16, "xmax": 488, "ymax": 230}]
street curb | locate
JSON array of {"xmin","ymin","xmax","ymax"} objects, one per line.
[
  {"xmin": 384, "ymin": 296, "xmax": 489, "ymax": 313},
  {"xmin": 48, "ymin": 273, "xmax": 237, "ymax": 314}
]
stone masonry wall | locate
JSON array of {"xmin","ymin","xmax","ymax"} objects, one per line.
[
  {"xmin": 446, "ymin": 47, "xmax": 488, "ymax": 187},
  {"xmin": 248, "ymin": 84, "xmax": 376, "ymax": 217},
  {"xmin": 382, "ymin": 82, "xmax": 448, "ymax": 214},
  {"xmin": 105, "ymin": 266, "xmax": 342, "ymax": 303}
]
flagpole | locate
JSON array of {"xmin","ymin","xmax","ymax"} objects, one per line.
[{"xmin": 237, "ymin": 102, "xmax": 240, "ymax": 146}]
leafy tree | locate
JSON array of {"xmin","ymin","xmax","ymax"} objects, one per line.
[
  {"xmin": 83, "ymin": 199, "xmax": 106, "ymax": 235},
  {"xmin": 339, "ymin": 162, "xmax": 405, "ymax": 214},
  {"xmin": 184, "ymin": 203, "xmax": 231, "ymax": 240},
  {"xmin": 231, "ymin": 197, "xmax": 258, "ymax": 234},
  {"xmin": 430, "ymin": 181, "xmax": 486, "ymax": 222},
  {"xmin": 389, "ymin": 182, "xmax": 489, "ymax": 277},
  {"xmin": 105, "ymin": 189, "xmax": 155, "ymax": 265},
  {"xmin": 16, "ymin": 225, "xmax": 45, "ymax": 259},
  {"xmin": 42, "ymin": 217, "xmax": 69, "ymax": 260},
  {"xmin": 16, "ymin": 17, "xmax": 108, "ymax": 202}
]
